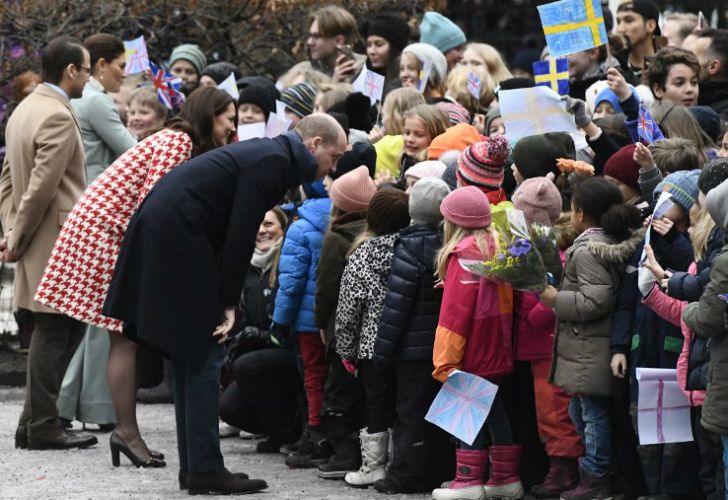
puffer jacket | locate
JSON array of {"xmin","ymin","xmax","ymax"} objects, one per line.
[
  {"xmin": 432, "ymin": 235, "xmax": 514, "ymax": 383},
  {"xmin": 667, "ymin": 226, "xmax": 725, "ymax": 302},
  {"xmin": 374, "ymin": 223, "xmax": 443, "ymax": 363},
  {"xmin": 315, "ymin": 212, "xmax": 368, "ymax": 347},
  {"xmin": 273, "ymin": 197, "xmax": 331, "ymax": 332},
  {"xmin": 550, "ymin": 228, "xmax": 642, "ymax": 397},
  {"xmin": 335, "ymin": 233, "xmax": 399, "ymax": 361},
  {"xmin": 642, "ymin": 263, "xmax": 705, "ymax": 406},
  {"xmin": 611, "ymin": 243, "xmax": 684, "ymax": 402},
  {"xmin": 683, "ymin": 179, "xmax": 728, "ymax": 435}
]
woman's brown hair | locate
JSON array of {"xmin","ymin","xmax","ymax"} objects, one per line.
[
  {"xmin": 83, "ymin": 34, "xmax": 125, "ymax": 75},
  {"xmin": 166, "ymin": 86, "xmax": 237, "ymax": 157}
]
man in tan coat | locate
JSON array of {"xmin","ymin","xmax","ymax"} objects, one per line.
[{"xmin": 0, "ymin": 36, "xmax": 97, "ymax": 450}]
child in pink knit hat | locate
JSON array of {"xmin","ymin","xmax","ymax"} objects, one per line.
[{"xmin": 431, "ymin": 186, "xmax": 523, "ymax": 500}]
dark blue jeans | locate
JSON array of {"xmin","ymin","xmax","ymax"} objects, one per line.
[
  {"xmin": 569, "ymin": 394, "xmax": 611, "ymax": 477},
  {"xmin": 173, "ymin": 343, "xmax": 225, "ymax": 475},
  {"xmin": 460, "ymin": 392, "xmax": 513, "ymax": 450}
]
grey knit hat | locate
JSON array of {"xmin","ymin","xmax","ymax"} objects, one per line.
[
  {"xmin": 169, "ymin": 44, "xmax": 207, "ymax": 75},
  {"xmin": 409, "ymin": 177, "xmax": 451, "ymax": 225}
]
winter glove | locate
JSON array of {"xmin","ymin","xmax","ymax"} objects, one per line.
[
  {"xmin": 341, "ymin": 358, "xmax": 357, "ymax": 375},
  {"xmin": 561, "ymin": 96, "xmax": 590, "ymax": 129},
  {"xmin": 638, "ymin": 264, "xmax": 657, "ymax": 297}
]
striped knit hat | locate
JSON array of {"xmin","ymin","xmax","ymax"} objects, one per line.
[
  {"xmin": 281, "ymin": 82, "xmax": 317, "ymax": 119},
  {"xmin": 457, "ymin": 135, "xmax": 511, "ymax": 190}
]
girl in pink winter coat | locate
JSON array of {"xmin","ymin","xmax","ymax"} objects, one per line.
[{"xmin": 511, "ymin": 178, "xmax": 584, "ymax": 499}]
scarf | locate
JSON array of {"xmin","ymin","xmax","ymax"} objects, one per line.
[{"xmin": 250, "ymin": 240, "xmax": 280, "ymax": 271}]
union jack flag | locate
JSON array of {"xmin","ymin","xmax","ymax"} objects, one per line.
[
  {"xmin": 638, "ymin": 106, "xmax": 663, "ymax": 145},
  {"xmin": 719, "ymin": 293, "xmax": 728, "ymax": 303},
  {"xmin": 425, "ymin": 370, "xmax": 498, "ymax": 445},
  {"xmin": 467, "ymin": 72, "xmax": 481, "ymax": 99},
  {"xmin": 150, "ymin": 62, "xmax": 185, "ymax": 110}
]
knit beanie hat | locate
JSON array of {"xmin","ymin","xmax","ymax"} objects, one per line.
[
  {"xmin": 435, "ymin": 101, "xmax": 471, "ymax": 126},
  {"xmin": 603, "ymin": 144, "xmax": 640, "ymax": 193},
  {"xmin": 441, "ymin": 159, "xmax": 458, "ymax": 190},
  {"xmin": 690, "ymin": 106, "xmax": 721, "ymax": 143},
  {"xmin": 361, "ymin": 13, "xmax": 410, "ymax": 53},
  {"xmin": 654, "ymin": 170, "xmax": 700, "ymax": 211},
  {"xmin": 281, "ymin": 82, "xmax": 317, "ymax": 119},
  {"xmin": 440, "ymin": 185, "xmax": 492, "ymax": 228},
  {"xmin": 402, "ymin": 43, "xmax": 447, "ymax": 86},
  {"xmin": 484, "ymin": 107, "xmax": 501, "ymax": 136},
  {"xmin": 512, "ymin": 177, "xmax": 563, "ymax": 227},
  {"xmin": 428, "ymin": 123, "xmax": 481, "ymax": 160},
  {"xmin": 237, "ymin": 76, "xmax": 277, "ymax": 92},
  {"xmin": 169, "ymin": 44, "xmax": 207, "ymax": 76},
  {"xmin": 405, "ymin": 160, "xmax": 447, "ymax": 180},
  {"xmin": 698, "ymin": 158, "xmax": 728, "ymax": 195},
  {"xmin": 410, "ymin": 177, "xmax": 451, "ymax": 224},
  {"xmin": 238, "ymin": 84, "xmax": 280, "ymax": 121},
  {"xmin": 329, "ymin": 166, "xmax": 377, "ymax": 213},
  {"xmin": 419, "ymin": 12, "xmax": 466, "ymax": 54},
  {"xmin": 201, "ymin": 62, "xmax": 242, "ymax": 85},
  {"xmin": 333, "ymin": 142, "xmax": 377, "ymax": 180},
  {"xmin": 512, "ymin": 132, "xmax": 575, "ymax": 180},
  {"xmin": 457, "ymin": 135, "xmax": 511, "ymax": 190},
  {"xmin": 367, "ymin": 189, "xmax": 411, "ymax": 236}
]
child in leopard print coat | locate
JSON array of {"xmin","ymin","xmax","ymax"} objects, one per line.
[{"xmin": 334, "ymin": 188, "xmax": 411, "ymax": 487}]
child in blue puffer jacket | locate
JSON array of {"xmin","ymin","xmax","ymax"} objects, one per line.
[{"xmin": 273, "ymin": 184, "xmax": 331, "ymax": 464}]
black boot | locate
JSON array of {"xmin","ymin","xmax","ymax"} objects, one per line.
[
  {"xmin": 137, "ymin": 359, "xmax": 173, "ymax": 404},
  {"xmin": 179, "ymin": 469, "xmax": 249, "ymax": 490},
  {"xmin": 285, "ymin": 425, "xmax": 332, "ymax": 468},
  {"xmin": 187, "ymin": 469, "xmax": 266, "ymax": 495},
  {"xmin": 317, "ymin": 433, "xmax": 361, "ymax": 479}
]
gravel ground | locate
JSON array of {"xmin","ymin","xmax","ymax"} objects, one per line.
[{"xmin": 0, "ymin": 386, "xmax": 431, "ymax": 500}]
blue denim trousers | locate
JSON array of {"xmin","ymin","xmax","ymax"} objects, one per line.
[
  {"xmin": 173, "ymin": 343, "xmax": 225, "ymax": 475},
  {"xmin": 569, "ymin": 394, "xmax": 611, "ymax": 477}
]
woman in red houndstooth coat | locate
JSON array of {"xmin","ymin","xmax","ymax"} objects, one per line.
[{"xmin": 35, "ymin": 86, "xmax": 237, "ymax": 467}]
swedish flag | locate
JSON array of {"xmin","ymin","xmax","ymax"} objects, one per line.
[
  {"xmin": 537, "ymin": 0, "xmax": 608, "ymax": 57},
  {"xmin": 533, "ymin": 58, "xmax": 570, "ymax": 95}
]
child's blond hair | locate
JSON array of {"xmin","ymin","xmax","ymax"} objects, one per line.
[
  {"xmin": 400, "ymin": 104, "xmax": 449, "ymax": 163},
  {"xmin": 382, "ymin": 87, "xmax": 426, "ymax": 135},
  {"xmin": 462, "ymin": 43, "xmax": 513, "ymax": 87},
  {"xmin": 691, "ymin": 206, "xmax": 716, "ymax": 263},
  {"xmin": 436, "ymin": 219, "xmax": 496, "ymax": 280}
]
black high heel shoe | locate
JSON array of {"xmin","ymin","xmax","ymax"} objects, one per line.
[{"xmin": 110, "ymin": 432, "xmax": 166, "ymax": 468}]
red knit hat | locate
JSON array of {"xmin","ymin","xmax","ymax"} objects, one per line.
[
  {"xmin": 427, "ymin": 123, "xmax": 481, "ymax": 160},
  {"xmin": 440, "ymin": 186, "xmax": 492, "ymax": 228},
  {"xmin": 604, "ymin": 144, "xmax": 640, "ymax": 193},
  {"xmin": 329, "ymin": 166, "xmax": 377, "ymax": 213},
  {"xmin": 457, "ymin": 135, "xmax": 511, "ymax": 190}
]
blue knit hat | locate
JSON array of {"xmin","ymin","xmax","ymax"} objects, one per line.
[
  {"xmin": 654, "ymin": 170, "xmax": 700, "ymax": 212},
  {"xmin": 281, "ymin": 82, "xmax": 317, "ymax": 119},
  {"xmin": 419, "ymin": 12, "xmax": 466, "ymax": 54}
]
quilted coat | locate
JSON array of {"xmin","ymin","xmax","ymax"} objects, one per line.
[
  {"xmin": 374, "ymin": 223, "xmax": 443, "ymax": 363},
  {"xmin": 273, "ymin": 197, "xmax": 332, "ymax": 332},
  {"xmin": 550, "ymin": 229, "xmax": 642, "ymax": 397}
]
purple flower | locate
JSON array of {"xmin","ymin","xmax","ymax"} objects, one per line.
[{"xmin": 508, "ymin": 238, "xmax": 532, "ymax": 257}]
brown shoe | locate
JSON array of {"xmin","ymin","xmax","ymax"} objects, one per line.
[{"xmin": 27, "ymin": 430, "xmax": 98, "ymax": 450}]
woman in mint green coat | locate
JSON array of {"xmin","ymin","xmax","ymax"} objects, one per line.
[{"xmin": 57, "ymin": 33, "xmax": 136, "ymax": 429}]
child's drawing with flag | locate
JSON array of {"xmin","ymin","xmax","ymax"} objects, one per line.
[
  {"xmin": 124, "ymin": 36, "xmax": 151, "ymax": 75},
  {"xmin": 537, "ymin": 0, "xmax": 607, "ymax": 57}
]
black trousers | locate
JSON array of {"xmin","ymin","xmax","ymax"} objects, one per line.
[
  {"xmin": 219, "ymin": 348, "xmax": 302, "ymax": 439},
  {"xmin": 692, "ymin": 406, "xmax": 725, "ymax": 500},
  {"xmin": 384, "ymin": 359, "xmax": 454, "ymax": 493},
  {"xmin": 322, "ymin": 349, "xmax": 364, "ymax": 445},
  {"xmin": 357, "ymin": 359, "xmax": 395, "ymax": 433},
  {"xmin": 19, "ymin": 312, "xmax": 86, "ymax": 441}
]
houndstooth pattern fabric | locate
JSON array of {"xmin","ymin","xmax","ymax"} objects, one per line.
[{"xmin": 35, "ymin": 129, "xmax": 192, "ymax": 331}]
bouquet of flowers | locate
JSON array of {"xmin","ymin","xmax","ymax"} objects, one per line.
[
  {"xmin": 530, "ymin": 223, "xmax": 563, "ymax": 286},
  {"xmin": 460, "ymin": 209, "xmax": 552, "ymax": 293}
]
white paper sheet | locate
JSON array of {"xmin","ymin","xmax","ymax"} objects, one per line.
[{"xmin": 636, "ymin": 368, "xmax": 693, "ymax": 445}]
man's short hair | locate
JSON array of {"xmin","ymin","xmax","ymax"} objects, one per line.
[
  {"xmin": 41, "ymin": 36, "xmax": 86, "ymax": 85},
  {"xmin": 665, "ymin": 13, "xmax": 698, "ymax": 43},
  {"xmin": 309, "ymin": 6, "xmax": 360, "ymax": 44},
  {"xmin": 697, "ymin": 28, "xmax": 728, "ymax": 77},
  {"xmin": 295, "ymin": 114, "xmax": 345, "ymax": 145},
  {"xmin": 646, "ymin": 47, "xmax": 699, "ymax": 92}
]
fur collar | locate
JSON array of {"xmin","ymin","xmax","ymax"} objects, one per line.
[{"xmin": 585, "ymin": 229, "xmax": 645, "ymax": 263}]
